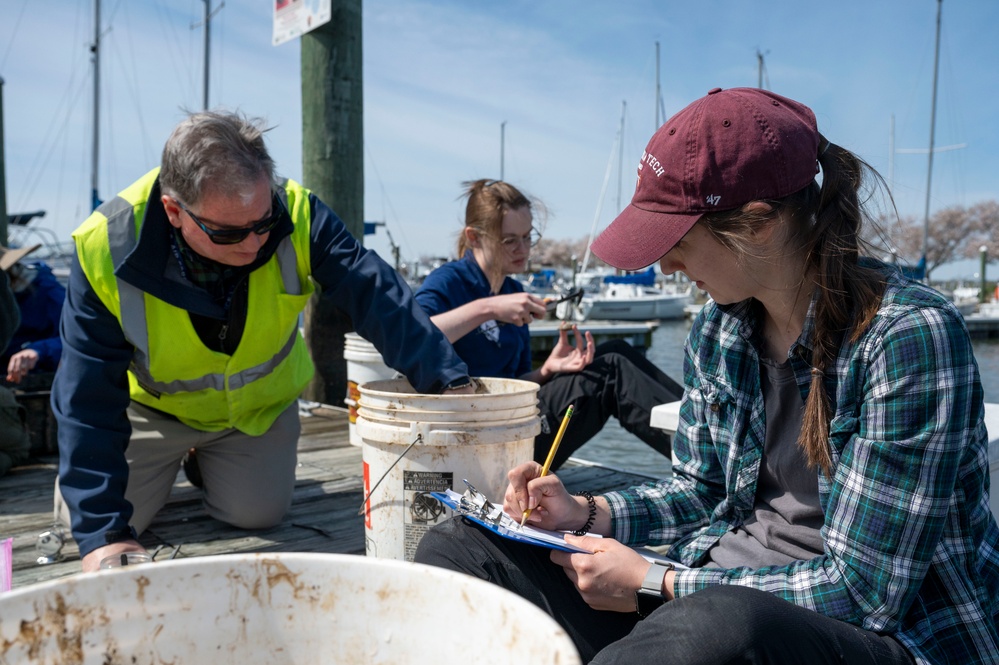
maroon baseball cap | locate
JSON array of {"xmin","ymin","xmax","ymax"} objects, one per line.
[{"xmin": 591, "ymin": 87, "xmax": 821, "ymax": 270}]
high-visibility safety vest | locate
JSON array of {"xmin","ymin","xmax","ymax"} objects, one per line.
[{"xmin": 73, "ymin": 168, "xmax": 316, "ymax": 434}]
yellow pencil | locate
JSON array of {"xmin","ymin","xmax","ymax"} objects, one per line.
[{"xmin": 520, "ymin": 404, "xmax": 574, "ymax": 527}]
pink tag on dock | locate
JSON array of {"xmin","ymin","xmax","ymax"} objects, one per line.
[{"xmin": 1, "ymin": 537, "xmax": 12, "ymax": 592}]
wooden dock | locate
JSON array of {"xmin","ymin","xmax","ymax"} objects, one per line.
[
  {"xmin": 963, "ymin": 312, "xmax": 999, "ymax": 339},
  {"xmin": 530, "ymin": 319, "xmax": 658, "ymax": 360},
  {"xmin": 2, "ymin": 405, "xmax": 656, "ymax": 590}
]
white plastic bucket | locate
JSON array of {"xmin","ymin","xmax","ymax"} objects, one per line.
[
  {"xmin": 344, "ymin": 332, "xmax": 399, "ymax": 446},
  {"xmin": 0, "ymin": 552, "xmax": 581, "ymax": 664},
  {"xmin": 358, "ymin": 377, "xmax": 540, "ymax": 561}
]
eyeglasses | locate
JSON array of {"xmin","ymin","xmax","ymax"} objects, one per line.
[
  {"xmin": 174, "ymin": 195, "xmax": 284, "ymax": 245},
  {"xmin": 496, "ymin": 227, "xmax": 542, "ymax": 251}
]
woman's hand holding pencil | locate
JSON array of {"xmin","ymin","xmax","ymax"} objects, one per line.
[
  {"xmin": 504, "ymin": 405, "xmax": 586, "ymax": 529},
  {"xmin": 520, "ymin": 405, "xmax": 574, "ymax": 526},
  {"xmin": 503, "ymin": 462, "xmax": 578, "ymax": 529}
]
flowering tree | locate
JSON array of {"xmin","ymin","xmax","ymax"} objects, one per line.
[
  {"xmin": 970, "ymin": 201, "xmax": 999, "ymax": 258},
  {"xmin": 869, "ymin": 200, "xmax": 999, "ymax": 279}
]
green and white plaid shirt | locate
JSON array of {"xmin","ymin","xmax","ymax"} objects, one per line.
[{"xmin": 604, "ymin": 263, "xmax": 999, "ymax": 664}]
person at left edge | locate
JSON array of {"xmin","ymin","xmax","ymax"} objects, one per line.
[
  {"xmin": 1, "ymin": 243, "xmax": 66, "ymax": 384},
  {"xmin": 0, "ymin": 256, "xmax": 31, "ymax": 478},
  {"xmin": 53, "ymin": 110, "xmax": 472, "ymax": 573}
]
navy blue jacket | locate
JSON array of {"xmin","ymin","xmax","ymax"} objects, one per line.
[
  {"xmin": 53, "ymin": 178, "xmax": 469, "ymax": 557},
  {"xmin": 415, "ymin": 253, "xmax": 532, "ymax": 378}
]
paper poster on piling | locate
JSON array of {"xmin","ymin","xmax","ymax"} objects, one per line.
[
  {"xmin": 403, "ymin": 471, "xmax": 453, "ymax": 561},
  {"xmin": 273, "ymin": 0, "xmax": 331, "ymax": 46}
]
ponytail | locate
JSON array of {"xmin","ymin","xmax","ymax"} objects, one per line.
[
  {"xmin": 700, "ymin": 137, "xmax": 887, "ymax": 476},
  {"xmin": 799, "ymin": 137, "xmax": 885, "ymax": 475}
]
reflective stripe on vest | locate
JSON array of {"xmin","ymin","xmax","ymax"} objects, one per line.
[{"xmin": 107, "ymin": 197, "xmax": 303, "ymax": 397}]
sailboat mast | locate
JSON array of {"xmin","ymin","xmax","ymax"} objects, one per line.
[
  {"xmin": 921, "ymin": 0, "xmax": 942, "ymax": 273},
  {"xmin": 199, "ymin": 2, "xmax": 224, "ymax": 110},
  {"xmin": 90, "ymin": 0, "xmax": 101, "ymax": 211},
  {"xmin": 616, "ymin": 101, "xmax": 626, "ymax": 213},
  {"xmin": 579, "ymin": 103, "xmax": 624, "ymax": 278},
  {"xmin": 0, "ymin": 77, "xmax": 8, "ymax": 246},
  {"xmin": 888, "ymin": 114, "xmax": 895, "ymax": 188},
  {"xmin": 652, "ymin": 42, "xmax": 665, "ymax": 134},
  {"xmin": 203, "ymin": 0, "xmax": 211, "ymax": 109},
  {"xmin": 500, "ymin": 121, "xmax": 506, "ymax": 180},
  {"xmin": 654, "ymin": 42, "xmax": 667, "ymax": 130}
]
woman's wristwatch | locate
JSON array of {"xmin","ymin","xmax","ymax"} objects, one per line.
[{"xmin": 635, "ymin": 561, "xmax": 674, "ymax": 618}]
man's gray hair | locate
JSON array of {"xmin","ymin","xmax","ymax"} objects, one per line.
[{"xmin": 159, "ymin": 110, "xmax": 277, "ymax": 206}]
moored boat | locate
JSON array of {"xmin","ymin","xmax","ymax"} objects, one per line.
[
  {"xmin": 574, "ymin": 282, "xmax": 692, "ymax": 321},
  {"xmin": 563, "ymin": 267, "xmax": 692, "ymax": 321}
]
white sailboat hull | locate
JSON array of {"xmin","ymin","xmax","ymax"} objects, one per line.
[{"xmin": 572, "ymin": 284, "xmax": 692, "ymax": 321}]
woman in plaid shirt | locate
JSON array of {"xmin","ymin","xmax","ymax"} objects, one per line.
[{"xmin": 416, "ymin": 88, "xmax": 999, "ymax": 664}]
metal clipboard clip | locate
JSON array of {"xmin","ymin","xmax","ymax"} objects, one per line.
[{"xmin": 455, "ymin": 479, "xmax": 505, "ymax": 525}]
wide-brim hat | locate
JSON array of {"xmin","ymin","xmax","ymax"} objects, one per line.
[
  {"xmin": 592, "ymin": 87, "xmax": 821, "ymax": 270},
  {"xmin": 0, "ymin": 243, "xmax": 42, "ymax": 272}
]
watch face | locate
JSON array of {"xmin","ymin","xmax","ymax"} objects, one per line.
[{"xmin": 636, "ymin": 588, "xmax": 666, "ymax": 618}]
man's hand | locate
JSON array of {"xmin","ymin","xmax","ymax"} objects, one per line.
[
  {"xmin": 81, "ymin": 540, "xmax": 147, "ymax": 573},
  {"xmin": 6, "ymin": 348, "xmax": 39, "ymax": 383}
]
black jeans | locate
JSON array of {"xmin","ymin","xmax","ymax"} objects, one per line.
[
  {"xmin": 534, "ymin": 339, "xmax": 683, "ymax": 469},
  {"xmin": 415, "ymin": 518, "xmax": 915, "ymax": 665}
]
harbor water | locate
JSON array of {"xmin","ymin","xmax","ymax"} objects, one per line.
[{"xmin": 577, "ymin": 318, "xmax": 999, "ymax": 478}]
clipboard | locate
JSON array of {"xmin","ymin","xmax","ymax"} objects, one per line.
[
  {"xmin": 431, "ymin": 486, "xmax": 594, "ymax": 553},
  {"xmin": 432, "ymin": 481, "xmax": 687, "ymax": 568}
]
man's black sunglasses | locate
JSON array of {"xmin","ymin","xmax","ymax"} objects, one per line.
[{"xmin": 175, "ymin": 194, "xmax": 284, "ymax": 245}]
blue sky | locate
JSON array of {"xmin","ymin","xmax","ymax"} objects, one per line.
[{"xmin": 2, "ymin": 1, "xmax": 997, "ymax": 278}]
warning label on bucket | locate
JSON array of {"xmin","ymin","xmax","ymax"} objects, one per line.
[
  {"xmin": 346, "ymin": 380, "xmax": 360, "ymax": 423},
  {"xmin": 403, "ymin": 471, "xmax": 453, "ymax": 560}
]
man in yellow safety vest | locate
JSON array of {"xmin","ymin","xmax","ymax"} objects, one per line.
[{"xmin": 54, "ymin": 110, "xmax": 472, "ymax": 572}]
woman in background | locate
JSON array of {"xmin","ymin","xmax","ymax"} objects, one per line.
[{"xmin": 415, "ymin": 179, "xmax": 682, "ymax": 468}]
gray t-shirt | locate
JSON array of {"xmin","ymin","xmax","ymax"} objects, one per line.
[{"xmin": 705, "ymin": 356, "xmax": 825, "ymax": 568}]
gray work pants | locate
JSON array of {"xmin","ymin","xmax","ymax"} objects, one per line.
[{"xmin": 56, "ymin": 400, "xmax": 300, "ymax": 534}]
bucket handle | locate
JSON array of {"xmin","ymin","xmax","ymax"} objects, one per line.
[{"xmin": 357, "ymin": 433, "xmax": 422, "ymax": 515}]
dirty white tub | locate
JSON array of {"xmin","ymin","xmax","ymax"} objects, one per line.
[{"xmin": 0, "ymin": 552, "xmax": 580, "ymax": 664}]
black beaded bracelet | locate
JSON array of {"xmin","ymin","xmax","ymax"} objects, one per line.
[{"xmin": 573, "ymin": 491, "xmax": 596, "ymax": 536}]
